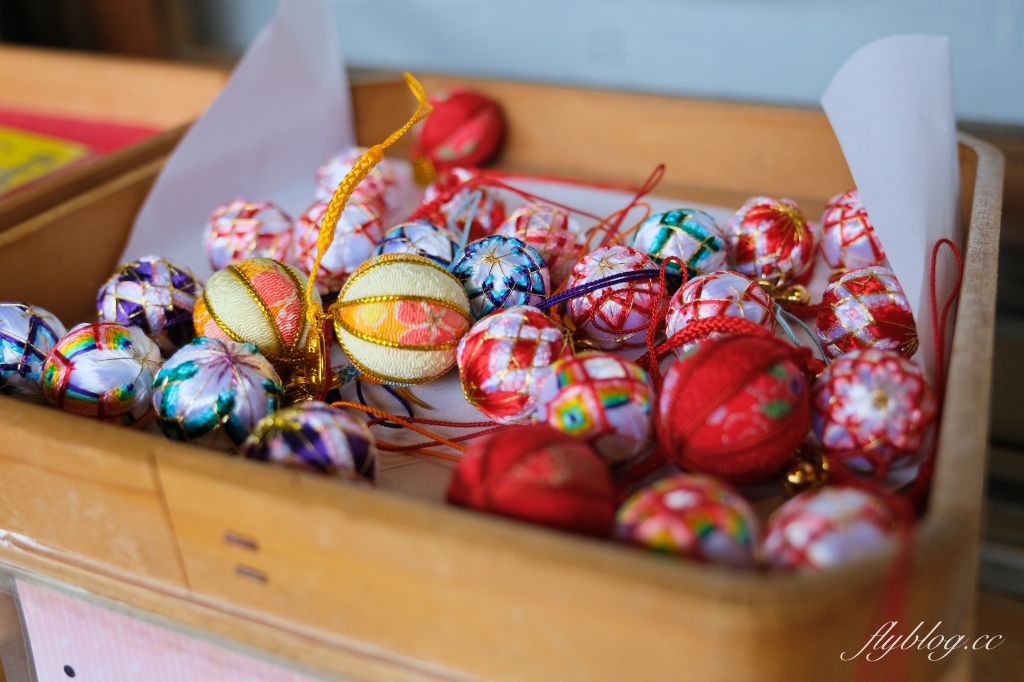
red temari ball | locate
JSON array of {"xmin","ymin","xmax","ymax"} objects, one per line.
[
  {"xmin": 496, "ymin": 203, "xmax": 585, "ymax": 287},
  {"xmin": 762, "ymin": 486, "xmax": 896, "ymax": 571},
  {"xmin": 815, "ymin": 265, "xmax": 917, "ymax": 360},
  {"xmin": 446, "ymin": 424, "xmax": 616, "ymax": 536},
  {"xmin": 811, "ymin": 348, "xmax": 936, "ymax": 475},
  {"xmin": 664, "ymin": 270, "xmax": 775, "ymax": 355},
  {"xmin": 615, "ymin": 474, "xmax": 760, "ymax": 567},
  {"xmin": 457, "ymin": 306, "xmax": 573, "ymax": 425},
  {"xmin": 415, "ymin": 89, "xmax": 505, "ymax": 171},
  {"xmin": 723, "ymin": 196, "xmax": 815, "ymax": 288},
  {"xmin": 658, "ymin": 333, "xmax": 810, "ymax": 484},
  {"xmin": 566, "ymin": 245, "xmax": 662, "ymax": 350},
  {"xmin": 820, "ymin": 189, "xmax": 886, "ymax": 272}
]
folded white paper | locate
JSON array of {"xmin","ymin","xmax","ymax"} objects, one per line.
[
  {"xmin": 122, "ymin": 0, "xmax": 354, "ymax": 281},
  {"xmin": 822, "ymin": 35, "xmax": 961, "ymax": 380}
]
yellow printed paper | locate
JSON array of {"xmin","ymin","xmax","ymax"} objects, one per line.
[{"xmin": 0, "ymin": 126, "xmax": 91, "ymax": 195}]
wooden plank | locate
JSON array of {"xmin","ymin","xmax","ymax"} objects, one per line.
[
  {"xmin": 0, "ymin": 45, "xmax": 228, "ymax": 129},
  {"xmin": 0, "ymin": 399, "xmax": 185, "ymax": 587}
]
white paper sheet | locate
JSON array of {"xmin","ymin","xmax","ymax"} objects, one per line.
[
  {"xmin": 121, "ymin": 0, "xmax": 354, "ymax": 281},
  {"xmin": 821, "ymin": 36, "xmax": 961, "ymax": 380}
]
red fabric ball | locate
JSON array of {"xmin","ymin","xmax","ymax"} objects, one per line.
[
  {"xmin": 658, "ymin": 333, "xmax": 810, "ymax": 484},
  {"xmin": 417, "ymin": 89, "xmax": 505, "ymax": 171},
  {"xmin": 814, "ymin": 266, "xmax": 917, "ymax": 359},
  {"xmin": 446, "ymin": 425, "xmax": 616, "ymax": 536}
]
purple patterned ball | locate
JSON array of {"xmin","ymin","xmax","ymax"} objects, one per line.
[
  {"xmin": 240, "ymin": 402, "xmax": 378, "ymax": 481},
  {"xmin": 97, "ymin": 255, "xmax": 202, "ymax": 355}
]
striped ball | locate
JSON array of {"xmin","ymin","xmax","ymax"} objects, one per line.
[
  {"xmin": 42, "ymin": 322, "xmax": 161, "ymax": 427},
  {"xmin": 153, "ymin": 336, "xmax": 284, "ymax": 450},
  {"xmin": 632, "ymin": 208, "xmax": 728, "ymax": 278},
  {"xmin": 330, "ymin": 253, "xmax": 473, "ymax": 385},
  {"xmin": 193, "ymin": 258, "xmax": 322, "ymax": 368}
]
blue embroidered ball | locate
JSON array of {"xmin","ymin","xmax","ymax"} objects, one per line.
[{"xmin": 451, "ymin": 235, "xmax": 550, "ymax": 319}]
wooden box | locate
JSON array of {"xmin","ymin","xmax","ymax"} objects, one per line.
[
  {"xmin": 0, "ymin": 76, "xmax": 1005, "ymax": 682},
  {"xmin": 0, "ymin": 46, "xmax": 227, "ymax": 233}
]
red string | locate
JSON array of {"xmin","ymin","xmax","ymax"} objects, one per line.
[{"xmin": 644, "ymin": 256, "xmax": 687, "ymax": 390}]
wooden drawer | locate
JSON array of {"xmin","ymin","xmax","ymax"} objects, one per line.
[{"xmin": 0, "ymin": 75, "xmax": 1005, "ymax": 682}]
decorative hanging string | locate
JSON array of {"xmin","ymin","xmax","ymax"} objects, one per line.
[
  {"xmin": 332, "ymin": 401, "xmax": 468, "ymax": 456},
  {"xmin": 304, "ymin": 72, "xmax": 433, "ymax": 331},
  {"xmin": 355, "ymin": 380, "xmax": 414, "ymax": 429},
  {"xmin": 773, "ymin": 303, "xmax": 829, "ymax": 363},
  {"xmin": 535, "ymin": 269, "xmax": 681, "ymax": 311}
]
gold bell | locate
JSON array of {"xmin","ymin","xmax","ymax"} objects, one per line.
[{"xmin": 783, "ymin": 449, "xmax": 830, "ymax": 497}]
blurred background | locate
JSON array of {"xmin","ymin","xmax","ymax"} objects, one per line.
[{"xmin": 0, "ymin": 0, "xmax": 1023, "ymax": 676}]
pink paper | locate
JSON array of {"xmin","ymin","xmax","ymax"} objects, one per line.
[{"xmin": 18, "ymin": 581, "xmax": 324, "ymax": 681}]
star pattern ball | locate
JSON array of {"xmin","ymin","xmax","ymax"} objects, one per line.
[
  {"xmin": 615, "ymin": 474, "xmax": 760, "ymax": 568},
  {"xmin": 97, "ymin": 255, "xmax": 202, "ymax": 355},
  {"xmin": 315, "ymin": 146, "xmax": 399, "ymax": 215},
  {"xmin": 153, "ymin": 336, "xmax": 284, "ymax": 451},
  {"xmin": 566, "ymin": 245, "xmax": 661, "ymax": 350},
  {"xmin": 820, "ymin": 189, "xmax": 886, "ymax": 272},
  {"xmin": 496, "ymin": 203, "xmax": 585, "ymax": 286},
  {"xmin": 374, "ymin": 220, "xmax": 458, "ymax": 268},
  {"xmin": 0, "ymin": 302, "xmax": 66, "ymax": 398},
  {"xmin": 812, "ymin": 348, "xmax": 936, "ymax": 475},
  {"xmin": 241, "ymin": 402, "xmax": 378, "ymax": 481},
  {"xmin": 723, "ymin": 196, "xmax": 815, "ymax": 288},
  {"xmin": 204, "ymin": 199, "xmax": 292, "ymax": 271},
  {"xmin": 815, "ymin": 266, "xmax": 917, "ymax": 359},
  {"xmin": 457, "ymin": 306, "xmax": 573, "ymax": 424},
  {"xmin": 422, "ymin": 167, "xmax": 506, "ymax": 242},
  {"xmin": 536, "ymin": 352, "xmax": 653, "ymax": 467},
  {"xmin": 631, "ymin": 208, "xmax": 728, "ymax": 278},
  {"xmin": 763, "ymin": 486, "xmax": 896, "ymax": 571},
  {"xmin": 42, "ymin": 322, "xmax": 161, "ymax": 427},
  {"xmin": 292, "ymin": 199, "xmax": 386, "ymax": 294},
  {"xmin": 452, "ymin": 235, "xmax": 550, "ymax": 319},
  {"xmin": 664, "ymin": 271, "xmax": 775, "ymax": 354}
]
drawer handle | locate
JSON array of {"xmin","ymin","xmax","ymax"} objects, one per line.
[
  {"xmin": 224, "ymin": 531, "xmax": 260, "ymax": 551},
  {"xmin": 235, "ymin": 564, "xmax": 268, "ymax": 582}
]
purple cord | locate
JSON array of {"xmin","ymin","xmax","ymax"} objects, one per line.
[{"xmin": 536, "ymin": 269, "xmax": 681, "ymax": 311}]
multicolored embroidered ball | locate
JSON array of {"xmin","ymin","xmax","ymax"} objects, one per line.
[
  {"xmin": 0, "ymin": 302, "xmax": 66, "ymax": 398},
  {"xmin": 446, "ymin": 424, "xmax": 616, "ymax": 536},
  {"xmin": 374, "ymin": 220, "xmax": 459, "ymax": 269},
  {"xmin": 153, "ymin": 336, "xmax": 284, "ymax": 451},
  {"xmin": 723, "ymin": 197, "xmax": 815, "ymax": 288},
  {"xmin": 291, "ymin": 199, "xmax": 385, "ymax": 294},
  {"xmin": 421, "ymin": 167, "xmax": 506, "ymax": 242},
  {"xmin": 452, "ymin": 235, "xmax": 550, "ymax": 319},
  {"xmin": 536, "ymin": 353, "xmax": 653, "ymax": 467},
  {"xmin": 42, "ymin": 322, "xmax": 161, "ymax": 427},
  {"xmin": 615, "ymin": 474, "xmax": 760, "ymax": 568},
  {"xmin": 204, "ymin": 199, "xmax": 292, "ymax": 271},
  {"xmin": 815, "ymin": 266, "xmax": 917, "ymax": 359},
  {"xmin": 315, "ymin": 146, "xmax": 399, "ymax": 214},
  {"xmin": 241, "ymin": 402, "xmax": 378, "ymax": 481},
  {"xmin": 330, "ymin": 253, "xmax": 473, "ymax": 385},
  {"xmin": 631, "ymin": 208, "xmax": 728, "ymax": 278},
  {"xmin": 762, "ymin": 486, "xmax": 896, "ymax": 571},
  {"xmin": 193, "ymin": 258, "xmax": 322, "ymax": 374},
  {"xmin": 664, "ymin": 271, "xmax": 775, "ymax": 354},
  {"xmin": 496, "ymin": 203, "xmax": 584, "ymax": 286},
  {"xmin": 811, "ymin": 348, "xmax": 935, "ymax": 476},
  {"xmin": 659, "ymin": 333, "xmax": 810, "ymax": 484},
  {"xmin": 820, "ymin": 189, "xmax": 886, "ymax": 272},
  {"xmin": 97, "ymin": 255, "xmax": 201, "ymax": 354},
  {"xmin": 566, "ymin": 245, "xmax": 661, "ymax": 350},
  {"xmin": 457, "ymin": 306, "xmax": 573, "ymax": 424}
]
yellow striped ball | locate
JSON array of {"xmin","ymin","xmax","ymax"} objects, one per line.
[
  {"xmin": 193, "ymin": 258, "xmax": 322, "ymax": 363},
  {"xmin": 330, "ymin": 253, "xmax": 472, "ymax": 385}
]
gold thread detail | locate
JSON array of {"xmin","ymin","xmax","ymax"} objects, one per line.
[{"xmin": 226, "ymin": 264, "xmax": 287, "ymax": 354}]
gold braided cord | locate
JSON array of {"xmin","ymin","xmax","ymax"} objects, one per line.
[{"xmin": 304, "ymin": 73, "xmax": 433, "ymax": 321}]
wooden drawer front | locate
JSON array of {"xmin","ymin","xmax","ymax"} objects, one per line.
[
  {"xmin": 0, "ymin": 400, "xmax": 186, "ymax": 587},
  {"xmin": 157, "ymin": 454, "xmax": 913, "ymax": 682}
]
